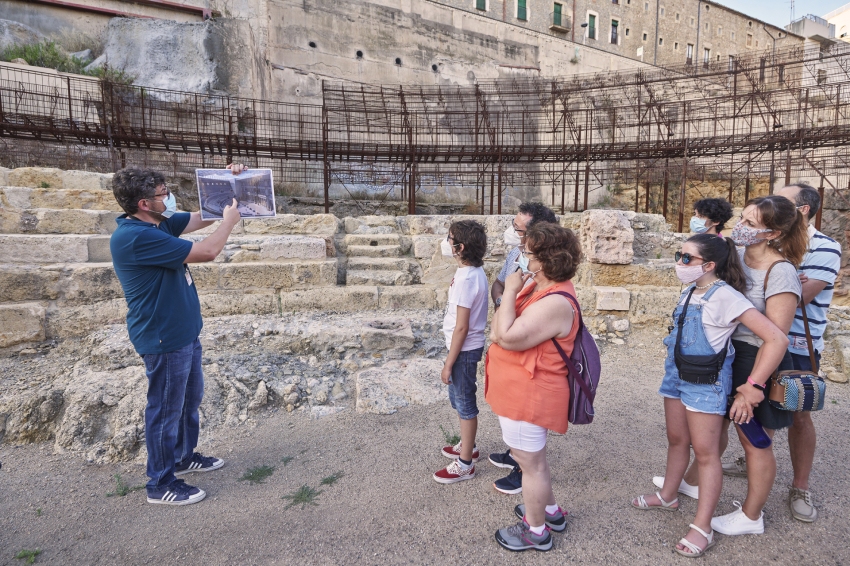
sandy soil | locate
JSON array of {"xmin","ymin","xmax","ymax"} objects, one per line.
[{"xmin": 1, "ymin": 328, "xmax": 848, "ymax": 565}]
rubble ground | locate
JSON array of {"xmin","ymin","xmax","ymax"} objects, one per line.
[{"xmin": 1, "ymin": 328, "xmax": 848, "ymax": 565}]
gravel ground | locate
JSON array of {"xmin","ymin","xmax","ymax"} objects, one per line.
[{"xmin": 1, "ymin": 328, "xmax": 848, "ymax": 565}]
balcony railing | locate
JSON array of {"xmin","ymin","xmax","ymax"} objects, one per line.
[{"xmin": 549, "ymin": 11, "xmax": 571, "ymax": 32}]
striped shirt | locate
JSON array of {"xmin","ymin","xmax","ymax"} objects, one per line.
[
  {"xmin": 788, "ymin": 225, "xmax": 842, "ymax": 356},
  {"xmin": 497, "ymin": 246, "xmax": 522, "ymax": 282}
]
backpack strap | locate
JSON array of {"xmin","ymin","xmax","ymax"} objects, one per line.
[{"xmin": 545, "ymin": 291, "xmax": 595, "ymax": 401}]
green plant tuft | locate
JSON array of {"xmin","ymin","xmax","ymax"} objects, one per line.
[
  {"xmin": 320, "ymin": 471, "xmax": 344, "ymax": 486},
  {"xmin": 39, "ymin": 182, "xmax": 50, "ymax": 188},
  {"xmin": 15, "ymin": 549, "xmax": 41, "ymax": 564},
  {"xmin": 238, "ymin": 465, "xmax": 275, "ymax": 485},
  {"xmin": 439, "ymin": 424, "xmax": 460, "ymax": 446},
  {"xmin": 281, "ymin": 485, "xmax": 322, "ymax": 509},
  {"xmin": 1, "ymin": 40, "xmax": 135, "ymax": 84},
  {"xmin": 35, "ymin": 508, "xmax": 42, "ymax": 517},
  {"xmin": 106, "ymin": 474, "xmax": 145, "ymax": 497}
]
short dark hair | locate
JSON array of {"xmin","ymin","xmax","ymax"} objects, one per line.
[
  {"xmin": 524, "ymin": 223, "xmax": 582, "ymax": 282},
  {"xmin": 449, "ymin": 219, "xmax": 486, "ymax": 267},
  {"xmin": 790, "ymin": 183, "xmax": 820, "ymax": 220},
  {"xmin": 112, "ymin": 168, "xmax": 166, "ymax": 215},
  {"xmin": 693, "ymin": 198, "xmax": 734, "ymax": 231},
  {"xmin": 518, "ymin": 202, "xmax": 557, "ymax": 228}
]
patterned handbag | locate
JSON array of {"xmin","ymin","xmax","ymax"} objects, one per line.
[{"xmin": 765, "ymin": 262, "xmax": 826, "ymax": 411}]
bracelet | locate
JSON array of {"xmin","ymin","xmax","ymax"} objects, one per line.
[{"xmin": 747, "ymin": 376, "xmax": 766, "ymax": 391}]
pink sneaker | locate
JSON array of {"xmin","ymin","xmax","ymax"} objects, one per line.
[
  {"xmin": 433, "ymin": 460, "xmax": 476, "ymax": 484},
  {"xmin": 441, "ymin": 442, "xmax": 480, "ymax": 462}
]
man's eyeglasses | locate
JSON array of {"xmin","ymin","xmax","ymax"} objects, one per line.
[
  {"xmin": 512, "ymin": 221, "xmax": 526, "ymax": 236},
  {"xmin": 675, "ymin": 251, "xmax": 704, "ymax": 265}
]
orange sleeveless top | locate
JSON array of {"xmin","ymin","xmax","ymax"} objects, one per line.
[{"xmin": 485, "ymin": 280, "xmax": 579, "ymax": 434}]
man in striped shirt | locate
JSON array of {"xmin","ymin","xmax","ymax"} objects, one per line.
[{"xmin": 777, "ymin": 183, "xmax": 842, "ymax": 523}]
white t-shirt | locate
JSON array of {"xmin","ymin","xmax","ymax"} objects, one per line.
[
  {"xmin": 677, "ymin": 284, "xmax": 755, "ymax": 353},
  {"xmin": 443, "ymin": 265, "xmax": 489, "ymax": 350}
]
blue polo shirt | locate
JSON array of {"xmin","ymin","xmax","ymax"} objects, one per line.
[{"xmin": 110, "ymin": 212, "xmax": 202, "ymax": 355}]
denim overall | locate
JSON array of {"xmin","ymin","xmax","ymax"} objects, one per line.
[{"xmin": 659, "ymin": 282, "xmax": 735, "ymax": 415}]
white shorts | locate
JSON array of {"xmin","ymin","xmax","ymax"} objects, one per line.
[{"xmin": 498, "ymin": 416, "xmax": 548, "ymax": 453}]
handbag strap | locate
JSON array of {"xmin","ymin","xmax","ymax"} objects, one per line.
[
  {"xmin": 763, "ymin": 259, "xmax": 819, "ymax": 374},
  {"xmin": 674, "ymin": 286, "xmax": 697, "ymax": 356}
]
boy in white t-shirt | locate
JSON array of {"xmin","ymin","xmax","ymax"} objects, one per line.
[{"xmin": 433, "ymin": 220, "xmax": 489, "ymax": 484}]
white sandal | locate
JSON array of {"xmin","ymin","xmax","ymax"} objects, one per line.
[
  {"xmin": 631, "ymin": 491, "xmax": 679, "ymax": 511},
  {"xmin": 674, "ymin": 523, "xmax": 716, "ymax": 558}
]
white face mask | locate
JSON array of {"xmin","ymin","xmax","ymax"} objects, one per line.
[
  {"xmin": 440, "ymin": 239, "xmax": 455, "ymax": 257},
  {"xmin": 504, "ymin": 226, "xmax": 522, "ymax": 247}
]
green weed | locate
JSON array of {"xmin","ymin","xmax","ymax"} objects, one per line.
[
  {"xmin": 15, "ymin": 549, "xmax": 41, "ymax": 564},
  {"xmin": 105, "ymin": 474, "xmax": 145, "ymax": 497},
  {"xmin": 281, "ymin": 485, "xmax": 322, "ymax": 509},
  {"xmin": 1, "ymin": 41, "xmax": 135, "ymax": 84},
  {"xmin": 38, "ymin": 182, "xmax": 50, "ymax": 188},
  {"xmin": 280, "ymin": 456, "xmax": 294, "ymax": 466},
  {"xmin": 439, "ymin": 424, "xmax": 460, "ymax": 446},
  {"xmin": 35, "ymin": 508, "xmax": 42, "ymax": 517},
  {"xmin": 238, "ymin": 465, "xmax": 275, "ymax": 485},
  {"xmin": 320, "ymin": 471, "xmax": 344, "ymax": 486},
  {"xmin": 831, "ymin": 399, "xmax": 838, "ymax": 405}
]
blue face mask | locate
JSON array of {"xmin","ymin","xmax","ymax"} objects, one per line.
[
  {"xmin": 160, "ymin": 192, "xmax": 178, "ymax": 218},
  {"xmin": 517, "ymin": 252, "xmax": 531, "ymax": 273},
  {"xmin": 690, "ymin": 216, "xmax": 708, "ymax": 234}
]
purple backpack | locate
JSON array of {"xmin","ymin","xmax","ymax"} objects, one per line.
[{"xmin": 548, "ymin": 291, "xmax": 601, "ymax": 425}]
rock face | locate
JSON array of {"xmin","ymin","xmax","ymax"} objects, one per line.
[
  {"xmin": 581, "ymin": 210, "xmax": 634, "ymax": 265},
  {"xmin": 355, "ymin": 358, "xmax": 446, "ymax": 414},
  {"xmin": 0, "ymin": 19, "xmax": 44, "ymax": 52}
]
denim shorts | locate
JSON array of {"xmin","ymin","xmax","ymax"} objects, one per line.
[
  {"xmin": 448, "ymin": 347, "xmax": 483, "ymax": 420},
  {"xmin": 659, "ymin": 364, "xmax": 732, "ymax": 416},
  {"xmin": 789, "ymin": 350, "xmax": 821, "ymax": 372}
]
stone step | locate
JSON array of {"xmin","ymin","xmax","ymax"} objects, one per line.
[
  {"xmin": 181, "ymin": 234, "xmax": 329, "ymax": 262},
  {"xmin": 347, "ymin": 269, "xmax": 413, "ymax": 286},
  {"xmin": 345, "ymin": 244, "xmax": 404, "ymax": 258},
  {"xmin": 2, "ymin": 167, "xmax": 113, "ymax": 191},
  {"xmin": 343, "ymin": 233, "xmax": 402, "ymax": 246},
  {"xmin": 1, "ymin": 186, "xmax": 121, "ymax": 211},
  {"xmin": 280, "ymin": 285, "xmax": 443, "ymax": 312},
  {"xmin": 347, "ymin": 257, "xmax": 416, "ymax": 271},
  {"xmin": 0, "ymin": 235, "xmax": 112, "ymax": 263},
  {"xmin": 0, "ymin": 259, "xmax": 339, "ymax": 303},
  {"xmin": 0, "ymin": 208, "xmax": 120, "ymax": 235}
]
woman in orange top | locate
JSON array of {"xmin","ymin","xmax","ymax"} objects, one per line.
[{"xmin": 486, "ymin": 222, "xmax": 582, "ymax": 553}]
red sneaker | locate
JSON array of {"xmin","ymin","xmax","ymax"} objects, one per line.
[
  {"xmin": 441, "ymin": 442, "xmax": 480, "ymax": 462},
  {"xmin": 433, "ymin": 460, "xmax": 476, "ymax": 484}
]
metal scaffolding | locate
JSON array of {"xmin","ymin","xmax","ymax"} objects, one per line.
[{"xmin": 2, "ymin": 41, "xmax": 850, "ymax": 227}]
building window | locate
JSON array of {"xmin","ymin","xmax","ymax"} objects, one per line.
[
  {"xmin": 748, "ymin": 21, "xmax": 752, "ymax": 27},
  {"xmin": 643, "ymin": 32, "xmax": 648, "ymax": 41},
  {"xmin": 674, "ymin": 42, "xmax": 679, "ymax": 50},
  {"xmin": 625, "ymin": 27, "xmax": 630, "ymax": 36},
  {"xmin": 644, "ymin": 2, "xmax": 649, "ymax": 10},
  {"xmin": 676, "ymin": 13, "xmax": 680, "ymax": 21},
  {"xmin": 517, "ymin": 0, "xmax": 527, "ymax": 20},
  {"xmin": 611, "ymin": 20, "xmax": 619, "ymax": 44},
  {"xmin": 746, "ymin": 33, "xmax": 753, "ymax": 47},
  {"xmin": 660, "ymin": 7, "xmax": 665, "ymax": 16},
  {"xmin": 553, "ymin": 3, "xmax": 564, "ymax": 27},
  {"xmin": 778, "ymin": 64, "xmax": 785, "ymax": 81},
  {"xmin": 476, "ymin": 0, "xmax": 486, "ymax": 11},
  {"xmin": 728, "ymin": 55, "xmax": 735, "ymax": 71},
  {"xmin": 703, "ymin": 48, "xmax": 710, "ymax": 65},
  {"xmin": 659, "ymin": 37, "xmax": 663, "ymax": 46},
  {"xmin": 755, "ymin": 40, "xmax": 759, "ymax": 48},
  {"xmin": 817, "ymin": 69, "xmax": 827, "ymax": 84},
  {"xmin": 612, "ymin": 0, "xmax": 619, "ymax": 4},
  {"xmin": 731, "ymin": 31, "xmax": 735, "ymax": 40},
  {"xmin": 686, "ymin": 43, "xmax": 694, "ymax": 65},
  {"xmin": 705, "ymin": 22, "xmax": 709, "ymax": 31},
  {"xmin": 705, "ymin": 4, "xmax": 710, "ymax": 10},
  {"xmin": 717, "ymin": 25, "xmax": 722, "ymax": 36},
  {"xmin": 588, "ymin": 14, "xmax": 597, "ymax": 40},
  {"xmin": 690, "ymin": 17, "xmax": 695, "ymax": 26}
]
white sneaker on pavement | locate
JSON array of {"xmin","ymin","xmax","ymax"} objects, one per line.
[{"xmin": 711, "ymin": 501, "xmax": 764, "ymax": 535}]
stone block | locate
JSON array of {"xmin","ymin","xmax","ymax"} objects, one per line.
[
  {"xmin": 218, "ymin": 260, "xmax": 337, "ymax": 290},
  {"xmin": 0, "ymin": 234, "xmax": 90, "ymax": 263},
  {"xmin": 280, "ymin": 286, "xmax": 379, "ymax": 312},
  {"xmin": 63, "ymin": 170, "xmax": 113, "ymax": 192},
  {"xmin": 581, "ymin": 210, "xmax": 634, "ymax": 265},
  {"xmin": 347, "ymin": 270, "xmax": 412, "ymax": 286},
  {"xmin": 348, "ymin": 257, "xmax": 413, "ymax": 271},
  {"xmin": 218, "ymin": 236, "xmax": 327, "ymax": 262},
  {"xmin": 27, "ymin": 209, "xmax": 116, "ymax": 235},
  {"xmin": 242, "ymin": 214, "xmax": 341, "ymax": 236},
  {"xmin": 199, "ymin": 291, "xmax": 278, "ymax": 316},
  {"xmin": 412, "ymin": 235, "xmax": 440, "ymax": 259},
  {"xmin": 627, "ymin": 286, "xmax": 680, "ymax": 326},
  {"xmin": 343, "ymin": 215, "xmax": 399, "ymax": 235},
  {"xmin": 45, "ymin": 299, "xmax": 126, "ymax": 338},
  {"xmin": 8, "ymin": 167, "xmax": 64, "ymax": 189},
  {"xmin": 0, "ymin": 303, "xmax": 46, "ymax": 347},
  {"xmin": 187, "ymin": 263, "xmax": 220, "ymax": 290},
  {"xmin": 834, "ymin": 335, "xmax": 850, "ymax": 380},
  {"xmin": 377, "ymin": 286, "xmax": 438, "ymax": 310},
  {"xmin": 623, "ymin": 212, "xmax": 671, "ymax": 232},
  {"xmin": 575, "ymin": 261, "xmax": 680, "ymax": 288},
  {"xmin": 0, "ymin": 187, "xmax": 33, "ymax": 208},
  {"xmin": 0, "ymin": 265, "xmax": 61, "ymax": 301},
  {"xmin": 28, "ymin": 188, "xmax": 119, "ymax": 211},
  {"xmin": 594, "ymin": 286, "xmax": 630, "ymax": 311},
  {"xmin": 355, "ymin": 358, "xmax": 447, "ymax": 414},
  {"xmin": 0, "ymin": 166, "xmax": 9, "ymax": 186},
  {"xmin": 360, "ymin": 318, "xmax": 415, "ymax": 357},
  {"xmin": 559, "ymin": 213, "xmax": 583, "ymax": 231},
  {"xmin": 396, "ymin": 215, "xmax": 450, "ymax": 235},
  {"xmin": 60, "ymin": 264, "xmax": 124, "ymax": 304},
  {"xmin": 87, "ymin": 236, "xmax": 113, "ymax": 262}
]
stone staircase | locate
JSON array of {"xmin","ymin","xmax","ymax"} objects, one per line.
[{"xmin": 341, "ymin": 233, "xmax": 422, "ymax": 286}]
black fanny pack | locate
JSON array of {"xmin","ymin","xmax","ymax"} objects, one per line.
[{"xmin": 674, "ymin": 286, "xmax": 728, "ymax": 385}]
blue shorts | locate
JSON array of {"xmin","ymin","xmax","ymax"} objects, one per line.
[
  {"xmin": 788, "ymin": 350, "xmax": 821, "ymax": 372},
  {"xmin": 659, "ymin": 345, "xmax": 733, "ymax": 416},
  {"xmin": 448, "ymin": 347, "xmax": 483, "ymax": 420}
]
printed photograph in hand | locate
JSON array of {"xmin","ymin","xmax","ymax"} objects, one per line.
[{"xmin": 196, "ymin": 168, "xmax": 276, "ymax": 221}]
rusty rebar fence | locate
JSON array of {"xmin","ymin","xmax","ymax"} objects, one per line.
[{"xmin": 3, "ymin": 41, "xmax": 850, "ymax": 226}]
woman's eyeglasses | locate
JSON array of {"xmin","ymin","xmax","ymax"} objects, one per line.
[{"xmin": 675, "ymin": 251, "xmax": 704, "ymax": 265}]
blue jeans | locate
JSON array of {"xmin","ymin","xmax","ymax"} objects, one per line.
[
  {"xmin": 448, "ymin": 347, "xmax": 483, "ymax": 420},
  {"xmin": 788, "ymin": 350, "xmax": 821, "ymax": 372},
  {"xmin": 142, "ymin": 338, "xmax": 204, "ymax": 491}
]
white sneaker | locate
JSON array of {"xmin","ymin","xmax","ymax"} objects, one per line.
[
  {"xmin": 652, "ymin": 476, "xmax": 699, "ymax": 499},
  {"xmin": 711, "ymin": 501, "xmax": 764, "ymax": 535}
]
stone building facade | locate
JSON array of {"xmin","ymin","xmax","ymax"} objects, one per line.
[{"xmin": 440, "ymin": 0, "xmax": 802, "ymax": 66}]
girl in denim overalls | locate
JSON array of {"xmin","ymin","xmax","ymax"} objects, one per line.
[{"xmin": 630, "ymin": 233, "xmax": 791, "ymax": 558}]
